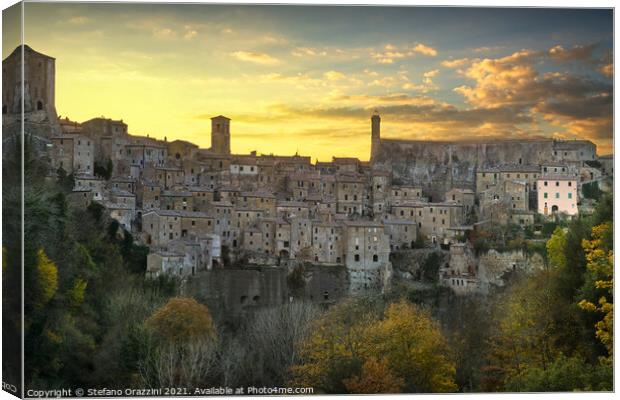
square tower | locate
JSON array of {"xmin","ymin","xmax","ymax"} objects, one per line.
[{"xmin": 211, "ymin": 115, "xmax": 231, "ymax": 155}]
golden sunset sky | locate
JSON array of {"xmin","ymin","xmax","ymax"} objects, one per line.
[{"xmin": 3, "ymin": 3, "xmax": 614, "ymax": 160}]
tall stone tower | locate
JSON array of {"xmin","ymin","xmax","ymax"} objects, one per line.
[
  {"xmin": 211, "ymin": 115, "xmax": 231, "ymax": 155},
  {"xmin": 2, "ymin": 45, "xmax": 58, "ymax": 122},
  {"xmin": 370, "ymin": 110, "xmax": 381, "ymax": 162}
]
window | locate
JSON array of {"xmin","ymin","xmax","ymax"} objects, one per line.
[
  {"xmin": 568, "ymin": 193, "xmax": 572, "ymax": 199},
  {"xmin": 555, "ymin": 193, "xmax": 560, "ymax": 199},
  {"xmin": 354, "ymin": 254, "xmax": 360, "ymax": 262},
  {"xmin": 373, "ymin": 254, "xmax": 378, "ymax": 262}
]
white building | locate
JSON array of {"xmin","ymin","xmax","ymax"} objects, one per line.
[{"xmin": 536, "ymin": 175, "xmax": 578, "ymax": 216}]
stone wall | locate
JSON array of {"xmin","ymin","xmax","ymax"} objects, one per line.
[
  {"xmin": 374, "ymin": 139, "xmax": 557, "ymax": 200},
  {"xmin": 182, "ymin": 264, "xmax": 348, "ymax": 320}
]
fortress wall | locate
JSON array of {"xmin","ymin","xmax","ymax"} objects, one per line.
[
  {"xmin": 373, "ymin": 139, "xmax": 556, "ymax": 200},
  {"xmin": 183, "ymin": 265, "xmax": 348, "ymax": 320}
]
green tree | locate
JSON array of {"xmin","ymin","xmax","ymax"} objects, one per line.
[{"xmin": 578, "ymin": 223, "xmax": 613, "ymax": 364}]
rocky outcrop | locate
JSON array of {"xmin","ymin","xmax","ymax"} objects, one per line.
[{"xmin": 374, "ymin": 139, "xmax": 557, "ymax": 200}]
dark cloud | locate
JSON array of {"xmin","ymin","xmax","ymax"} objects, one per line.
[{"xmin": 547, "ymin": 43, "xmax": 599, "ymax": 63}]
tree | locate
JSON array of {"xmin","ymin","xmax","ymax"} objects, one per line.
[
  {"xmin": 343, "ymin": 357, "xmax": 405, "ymax": 394},
  {"xmin": 504, "ymin": 354, "xmax": 611, "ymax": 392},
  {"xmin": 146, "ymin": 297, "xmax": 216, "ymax": 344},
  {"xmin": 366, "ymin": 301, "xmax": 457, "ymax": 392},
  {"xmin": 482, "ymin": 269, "xmax": 562, "ymax": 391},
  {"xmin": 546, "ymin": 227, "xmax": 567, "ymax": 268},
  {"xmin": 581, "ymin": 181, "xmax": 601, "ymax": 200},
  {"xmin": 578, "ymin": 223, "xmax": 613, "ymax": 363},
  {"xmin": 290, "ymin": 298, "xmax": 457, "ymax": 393},
  {"xmin": 36, "ymin": 249, "xmax": 58, "ymax": 309},
  {"xmin": 420, "ymin": 252, "xmax": 441, "ymax": 283},
  {"xmin": 142, "ymin": 297, "xmax": 218, "ymax": 388},
  {"xmin": 229, "ymin": 301, "xmax": 319, "ymax": 386}
]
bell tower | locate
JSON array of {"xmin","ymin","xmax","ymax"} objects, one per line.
[
  {"xmin": 370, "ymin": 110, "xmax": 381, "ymax": 162},
  {"xmin": 210, "ymin": 115, "xmax": 231, "ymax": 155}
]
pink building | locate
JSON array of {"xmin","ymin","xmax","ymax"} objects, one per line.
[{"xmin": 536, "ymin": 175, "xmax": 578, "ymax": 216}]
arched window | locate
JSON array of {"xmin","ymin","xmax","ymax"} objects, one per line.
[
  {"xmin": 37, "ymin": 101, "xmax": 43, "ymax": 110},
  {"xmin": 373, "ymin": 254, "xmax": 378, "ymax": 262}
]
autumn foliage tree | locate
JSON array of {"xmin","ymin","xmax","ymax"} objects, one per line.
[
  {"xmin": 142, "ymin": 297, "xmax": 218, "ymax": 388},
  {"xmin": 290, "ymin": 298, "xmax": 457, "ymax": 393},
  {"xmin": 146, "ymin": 297, "xmax": 216, "ymax": 343},
  {"xmin": 35, "ymin": 249, "xmax": 58, "ymax": 309},
  {"xmin": 343, "ymin": 357, "xmax": 404, "ymax": 393},
  {"xmin": 578, "ymin": 222, "xmax": 613, "ymax": 365},
  {"xmin": 482, "ymin": 197, "xmax": 614, "ymax": 392}
]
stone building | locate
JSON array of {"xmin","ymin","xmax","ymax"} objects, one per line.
[
  {"xmin": 210, "ymin": 115, "xmax": 231, "ymax": 155},
  {"xmin": 160, "ymin": 190, "xmax": 194, "ymax": 211},
  {"xmin": 137, "ymin": 180, "xmax": 161, "ymax": 210},
  {"xmin": 389, "ymin": 185, "xmax": 424, "ymax": 206},
  {"xmin": 383, "ymin": 219, "xmax": 417, "ymax": 250},
  {"xmin": 342, "ymin": 220, "xmax": 391, "ymax": 292},
  {"xmin": 289, "ymin": 217, "xmax": 313, "ymax": 260},
  {"xmin": 311, "ymin": 220, "xmax": 343, "ymax": 264},
  {"xmin": 49, "ymin": 134, "xmax": 94, "ymax": 174},
  {"xmin": 445, "ymin": 188, "xmax": 475, "ymax": 214},
  {"xmin": 2, "ymin": 45, "xmax": 57, "ymax": 125},
  {"xmin": 336, "ymin": 173, "xmax": 366, "ymax": 215},
  {"xmin": 74, "ymin": 174, "xmax": 105, "ymax": 200},
  {"xmin": 369, "ymin": 170, "xmax": 390, "ymax": 216},
  {"xmin": 146, "ymin": 251, "xmax": 185, "ymax": 278},
  {"xmin": 598, "ymin": 155, "xmax": 613, "ymax": 176},
  {"xmin": 537, "ymin": 174, "xmax": 579, "ymax": 216},
  {"xmin": 503, "ymin": 180, "xmax": 529, "ymax": 211}
]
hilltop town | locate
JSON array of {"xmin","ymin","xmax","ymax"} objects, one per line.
[{"xmin": 3, "ymin": 45, "xmax": 613, "ymax": 300}]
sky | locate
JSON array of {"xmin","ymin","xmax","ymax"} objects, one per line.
[{"xmin": 4, "ymin": 2, "xmax": 614, "ymax": 160}]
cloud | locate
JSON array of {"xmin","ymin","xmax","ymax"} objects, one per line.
[
  {"xmin": 370, "ymin": 43, "xmax": 438, "ymax": 64},
  {"xmin": 598, "ymin": 50, "xmax": 613, "ymax": 77},
  {"xmin": 455, "ymin": 50, "xmax": 610, "ymax": 109},
  {"xmin": 369, "ymin": 76, "xmax": 398, "ymax": 87},
  {"xmin": 600, "ymin": 63, "xmax": 613, "ymax": 77},
  {"xmin": 231, "ymin": 51, "xmax": 280, "ymax": 65},
  {"xmin": 413, "ymin": 43, "xmax": 438, "ymax": 56},
  {"xmin": 291, "ymin": 47, "xmax": 317, "ymax": 57},
  {"xmin": 255, "ymin": 73, "xmax": 323, "ymax": 89},
  {"xmin": 451, "ymin": 47, "xmax": 612, "ymax": 148},
  {"xmin": 323, "ymin": 70, "xmax": 346, "ymax": 81},
  {"xmin": 441, "ymin": 58, "xmax": 470, "ymax": 69},
  {"xmin": 69, "ymin": 16, "xmax": 90, "ymax": 25},
  {"xmin": 261, "ymin": 34, "xmax": 288, "ymax": 44},
  {"xmin": 548, "ymin": 43, "xmax": 597, "ymax": 62},
  {"xmin": 329, "ymin": 93, "xmax": 439, "ymax": 107},
  {"xmin": 423, "ymin": 69, "xmax": 440, "ymax": 79},
  {"xmin": 184, "ymin": 30, "xmax": 198, "ymax": 40},
  {"xmin": 153, "ymin": 27, "xmax": 176, "ymax": 39},
  {"xmin": 371, "ymin": 50, "xmax": 407, "ymax": 64}
]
